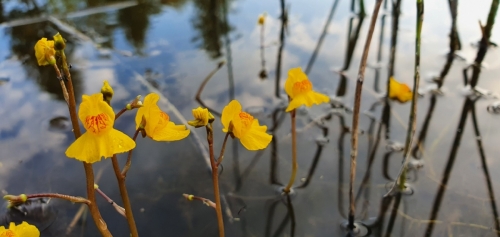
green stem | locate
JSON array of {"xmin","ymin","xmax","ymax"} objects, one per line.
[
  {"xmin": 283, "ymin": 109, "xmax": 297, "ymax": 193},
  {"xmin": 206, "ymin": 124, "xmax": 225, "ymax": 237},
  {"xmin": 111, "ymin": 155, "xmax": 139, "ymax": 237}
]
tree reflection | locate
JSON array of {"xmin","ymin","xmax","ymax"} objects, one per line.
[
  {"xmin": 191, "ymin": 0, "xmax": 234, "ymax": 59},
  {"xmin": 118, "ymin": 3, "xmax": 162, "ymax": 54}
]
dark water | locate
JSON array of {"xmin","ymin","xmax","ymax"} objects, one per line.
[{"xmin": 1, "ymin": 0, "xmax": 500, "ymax": 236}]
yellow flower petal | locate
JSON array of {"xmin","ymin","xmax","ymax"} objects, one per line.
[
  {"xmin": 34, "ymin": 38, "xmax": 56, "ymax": 66},
  {"xmin": 0, "ymin": 222, "xmax": 40, "ymax": 237},
  {"xmin": 152, "ymin": 121, "xmax": 191, "ymax": 141},
  {"xmin": 239, "ymin": 119, "xmax": 273, "ymax": 150},
  {"xmin": 221, "ymin": 100, "xmax": 242, "ymax": 133},
  {"xmin": 285, "ymin": 91, "xmax": 330, "ymax": 112},
  {"xmin": 188, "ymin": 107, "xmax": 211, "ymax": 127},
  {"xmin": 78, "ymin": 94, "xmax": 115, "ymax": 136},
  {"xmin": 285, "ymin": 67, "xmax": 309, "ymax": 98},
  {"xmin": 65, "ymin": 129, "xmax": 136, "ymax": 163},
  {"xmin": 135, "ymin": 93, "xmax": 161, "ymax": 134},
  {"xmin": 230, "ymin": 111, "xmax": 254, "ymax": 138}
]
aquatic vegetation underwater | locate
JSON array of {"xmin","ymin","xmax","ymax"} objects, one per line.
[{"xmin": 1, "ymin": 0, "xmax": 500, "ymax": 236}]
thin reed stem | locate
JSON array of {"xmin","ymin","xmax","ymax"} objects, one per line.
[
  {"xmin": 206, "ymin": 124, "xmax": 225, "ymax": 237},
  {"xmin": 398, "ymin": 0, "xmax": 424, "ymax": 191},
  {"xmin": 182, "ymin": 194, "xmax": 216, "ymax": 209},
  {"xmin": 94, "ymin": 187, "xmax": 126, "ymax": 218},
  {"xmin": 283, "ymin": 109, "xmax": 297, "ymax": 193},
  {"xmin": 58, "ymin": 51, "xmax": 112, "ymax": 237},
  {"xmin": 111, "ymin": 154, "xmax": 139, "ymax": 237},
  {"xmin": 348, "ymin": 0, "xmax": 384, "ymax": 231}
]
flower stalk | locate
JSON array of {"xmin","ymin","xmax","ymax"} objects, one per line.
[
  {"xmin": 111, "ymin": 154, "xmax": 139, "ymax": 237},
  {"xmin": 283, "ymin": 108, "xmax": 297, "ymax": 193},
  {"xmin": 206, "ymin": 124, "xmax": 225, "ymax": 237},
  {"xmin": 57, "ymin": 47, "xmax": 112, "ymax": 237}
]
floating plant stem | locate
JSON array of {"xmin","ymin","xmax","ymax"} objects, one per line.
[
  {"xmin": 283, "ymin": 108, "xmax": 297, "ymax": 193},
  {"xmin": 95, "ymin": 186, "xmax": 126, "ymax": 218},
  {"xmin": 182, "ymin": 194, "xmax": 217, "ymax": 209},
  {"xmin": 348, "ymin": 0, "xmax": 384, "ymax": 231},
  {"xmin": 206, "ymin": 124, "xmax": 225, "ymax": 237},
  {"xmin": 58, "ymin": 49, "xmax": 112, "ymax": 237},
  {"xmin": 390, "ymin": 0, "xmax": 423, "ymax": 194}
]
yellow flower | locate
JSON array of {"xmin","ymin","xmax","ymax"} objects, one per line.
[
  {"xmin": 221, "ymin": 100, "xmax": 272, "ymax": 150},
  {"xmin": 65, "ymin": 93, "xmax": 136, "ymax": 163},
  {"xmin": 389, "ymin": 76, "xmax": 413, "ymax": 103},
  {"xmin": 0, "ymin": 221, "xmax": 40, "ymax": 237},
  {"xmin": 188, "ymin": 107, "xmax": 214, "ymax": 128},
  {"xmin": 34, "ymin": 38, "xmax": 56, "ymax": 66},
  {"xmin": 258, "ymin": 13, "xmax": 266, "ymax": 25},
  {"xmin": 284, "ymin": 67, "xmax": 329, "ymax": 112},
  {"xmin": 135, "ymin": 93, "xmax": 190, "ymax": 141},
  {"xmin": 53, "ymin": 32, "xmax": 66, "ymax": 50},
  {"xmin": 101, "ymin": 80, "xmax": 114, "ymax": 105}
]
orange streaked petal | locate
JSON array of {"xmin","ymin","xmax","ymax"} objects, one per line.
[
  {"xmin": 78, "ymin": 93, "xmax": 115, "ymax": 129},
  {"xmin": 285, "ymin": 67, "xmax": 308, "ymax": 98}
]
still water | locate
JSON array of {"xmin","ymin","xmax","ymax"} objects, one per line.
[{"xmin": 1, "ymin": 0, "xmax": 500, "ymax": 236}]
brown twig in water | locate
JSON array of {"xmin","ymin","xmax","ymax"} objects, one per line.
[
  {"xmin": 347, "ymin": 0, "xmax": 384, "ymax": 232},
  {"xmin": 195, "ymin": 61, "xmax": 226, "ymax": 117}
]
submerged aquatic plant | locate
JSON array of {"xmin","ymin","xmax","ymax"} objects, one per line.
[
  {"xmin": 221, "ymin": 100, "xmax": 273, "ymax": 150},
  {"xmin": 0, "ymin": 222, "xmax": 40, "ymax": 237},
  {"xmin": 65, "ymin": 93, "xmax": 136, "ymax": 163},
  {"xmin": 135, "ymin": 93, "xmax": 190, "ymax": 141}
]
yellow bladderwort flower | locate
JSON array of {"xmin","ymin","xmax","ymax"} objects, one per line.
[
  {"xmin": 284, "ymin": 67, "xmax": 330, "ymax": 112},
  {"xmin": 135, "ymin": 93, "xmax": 190, "ymax": 141},
  {"xmin": 65, "ymin": 93, "xmax": 136, "ymax": 163},
  {"xmin": 0, "ymin": 221, "xmax": 40, "ymax": 237},
  {"xmin": 188, "ymin": 107, "xmax": 214, "ymax": 128},
  {"xmin": 389, "ymin": 76, "xmax": 413, "ymax": 103},
  {"xmin": 34, "ymin": 38, "xmax": 56, "ymax": 66},
  {"xmin": 101, "ymin": 80, "xmax": 114, "ymax": 105},
  {"xmin": 221, "ymin": 100, "xmax": 272, "ymax": 150}
]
